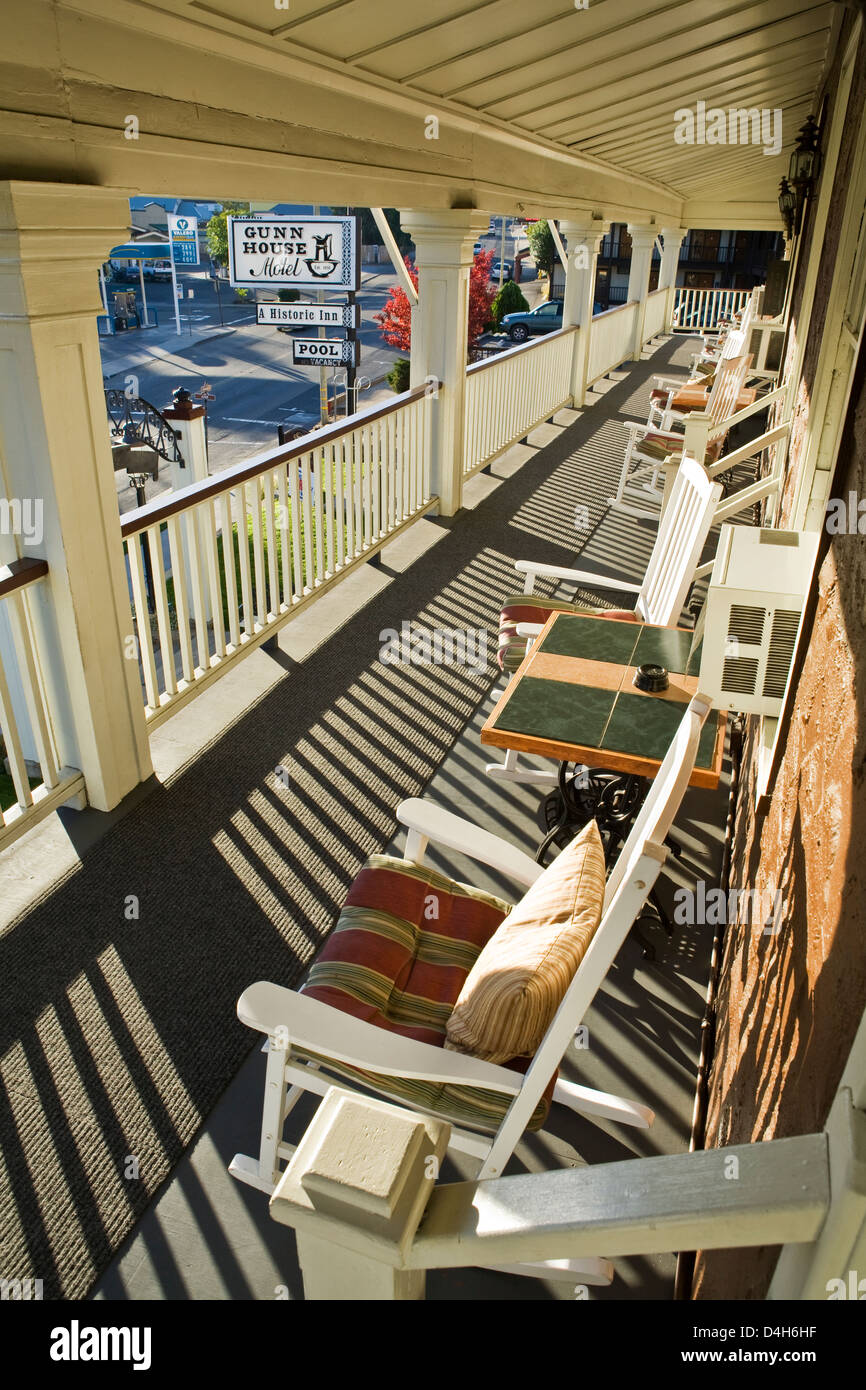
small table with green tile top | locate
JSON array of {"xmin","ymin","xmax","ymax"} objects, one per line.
[{"xmin": 481, "ymin": 610, "xmax": 725, "ymax": 875}]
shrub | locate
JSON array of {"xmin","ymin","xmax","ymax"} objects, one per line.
[
  {"xmin": 387, "ymin": 358, "xmax": 411, "ymax": 393},
  {"xmin": 490, "ymin": 279, "xmax": 529, "ymax": 330},
  {"xmin": 277, "ymin": 289, "xmax": 300, "ymax": 303}
]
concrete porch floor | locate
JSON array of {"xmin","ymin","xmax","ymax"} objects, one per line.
[{"xmin": 2, "ymin": 334, "xmax": 734, "ymax": 1301}]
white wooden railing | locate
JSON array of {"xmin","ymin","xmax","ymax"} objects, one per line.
[
  {"xmin": 673, "ymin": 287, "xmax": 751, "ymax": 333},
  {"xmin": 0, "ymin": 558, "xmax": 85, "ymax": 850},
  {"xmin": 586, "ymin": 300, "xmax": 638, "ymax": 384},
  {"xmin": 121, "ymin": 385, "xmax": 435, "ymax": 726},
  {"xmin": 643, "ymin": 285, "xmax": 668, "ymax": 341},
  {"xmin": 463, "ymin": 327, "xmax": 577, "ymax": 476}
]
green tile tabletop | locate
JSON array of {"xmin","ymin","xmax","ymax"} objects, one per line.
[
  {"xmin": 538, "ymin": 613, "xmax": 641, "ymax": 666},
  {"xmin": 631, "ymin": 625, "xmax": 695, "ymax": 675},
  {"xmin": 601, "ymin": 692, "xmax": 721, "ymax": 770},
  {"xmin": 492, "ymin": 675, "xmax": 615, "ymax": 748}
]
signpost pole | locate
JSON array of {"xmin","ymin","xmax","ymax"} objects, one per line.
[
  {"xmin": 138, "ymin": 260, "xmax": 150, "ymax": 327},
  {"xmin": 346, "ymin": 290, "xmax": 358, "ymax": 415},
  {"xmin": 169, "ymin": 237, "xmax": 182, "ymax": 335}
]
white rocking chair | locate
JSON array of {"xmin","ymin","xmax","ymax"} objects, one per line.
[
  {"xmin": 230, "ymin": 693, "xmax": 713, "ymax": 1286},
  {"xmin": 610, "ymin": 352, "xmax": 753, "ymax": 520}
]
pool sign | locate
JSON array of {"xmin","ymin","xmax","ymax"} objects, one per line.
[
  {"xmin": 292, "ymin": 338, "xmax": 358, "ymax": 366},
  {"xmin": 257, "ymin": 301, "xmax": 358, "ymax": 328},
  {"xmin": 168, "ymin": 214, "xmax": 199, "ymax": 266},
  {"xmin": 228, "ymin": 215, "xmax": 360, "ymax": 291}
]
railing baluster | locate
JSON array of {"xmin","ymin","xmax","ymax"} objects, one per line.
[
  {"xmin": 333, "ymin": 440, "xmax": 346, "ymax": 569},
  {"xmin": 301, "ymin": 451, "xmax": 315, "ymax": 590},
  {"xmin": 0, "ymin": 652, "xmax": 33, "ymax": 810},
  {"xmin": 288, "ymin": 456, "xmax": 303, "ymax": 597},
  {"xmin": 234, "ymin": 484, "xmax": 255, "ymax": 636},
  {"xmin": 250, "ymin": 478, "xmax": 267, "ymax": 626},
  {"xmin": 4, "ymin": 589, "xmax": 59, "ymax": 789},
  {"xmin": 147, "ymin": 523, "xmax": 177, "ymax": 696},
  {"xmin": 127, "ymin": 536, "xmax": 160, "ymax": 705},
  {"xmin": 311, "ymin": 446, "xmax": 324, "ymax": 585},
  {"xmin": 263, "ymin": 471, "xmax": 280, "ymax": 616},
  {"xmin": 166, "ymin": 514, "xmax": 195, "ymax": 680},
  {"xmin": 219, "ymin": 492, "xmax": 241, "ymax": 648},
  {"xmin": 276, "ymin": 466, "xmax": 294, "ymax": 602},
  {"xmin": 183, "ymin": 508, "xmax": 210, "ymax": 669},
  {"xmin": 324, "ymin": 442, "xmax": 336, "ymax": 576},
  {"xmin": 200, "ymin": 499, "xmax": 226, "ymax": 659}
]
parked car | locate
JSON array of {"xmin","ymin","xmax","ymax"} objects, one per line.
[
  {"xmin": 501, "ymin": 298, "xmax": 564, "ymax": 342},
  {"xmin": 473, "ymin": 240, "xmax": 484, "ymax": 255},
  {"xmin": 144, "ymin": 260, "xmax": 173, "ymax": 282},
  {"xmin": 490, "ymin": 258, "xmax": 514, "ymax": 280}
]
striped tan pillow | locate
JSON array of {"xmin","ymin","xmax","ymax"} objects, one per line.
[{"xmin": 444, "ymin": 821, "xmax": 606, "ymax": 1065}]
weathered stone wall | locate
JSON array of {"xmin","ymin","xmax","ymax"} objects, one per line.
[{"xmin": 695, "ymin": 24, "xmax": 866, "ymax": 1300}]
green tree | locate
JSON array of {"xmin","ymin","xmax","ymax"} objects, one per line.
[
  {"xmin": 205, "ymin": 201, "xmax": 251, "ymax": 268},
  {"xmin": 490, "ymin": 279, "xmax": 529, "ymax": 330},
  {"xmin": 386, "ymin": 358, "xmax": 411, "ymax": 393},
  {"xmin": 527, "ymin": 219, "xmax": 557, "ymax": 282},
  {"xmin": 356, "ymin": 208, "xmax": 412, "ymax": 254}
]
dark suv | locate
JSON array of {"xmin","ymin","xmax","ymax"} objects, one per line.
[{"xmin": 501, "ymin": 299, "xmax": 564, "ymax": 342}]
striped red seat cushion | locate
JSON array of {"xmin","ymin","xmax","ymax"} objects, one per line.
[
  {"xmin": 299, "ymin": 855, "xmax": 554, "ymax": 1132},
  {"xmin": 497, "ymin": 595, "xmax": 638, "ymax": 672}
]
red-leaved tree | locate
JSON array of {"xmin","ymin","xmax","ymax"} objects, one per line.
[{"xmin": 374, "ymin": 251, "xmax": 496, "ymax": 354}]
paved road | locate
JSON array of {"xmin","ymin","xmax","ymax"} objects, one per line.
[{"xmin": 103, "ymin": 240, "xmax": 539, "ymax": 514}]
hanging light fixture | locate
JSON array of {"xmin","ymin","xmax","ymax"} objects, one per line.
[
  {"xmin": 786, "ymin": 116, "xmax": 822, "ymax": 236},
  {"xmin": 778, "ymin": 178, "xmax": 796, "ymax": 240}
]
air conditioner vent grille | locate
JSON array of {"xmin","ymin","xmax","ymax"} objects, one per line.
[
  {"xmin": 762, "ymin": 609, "xmax": 801, "ymax": 699},
  {"xmin": 728, "ymin": 605, "xmax": 765, "ymax": 645},
  {"xmin": 722, "ymin": 656, "xmax": 760, "ymax": 694}
]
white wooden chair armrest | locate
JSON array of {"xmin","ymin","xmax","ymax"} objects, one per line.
[
  {"xmin": 653, "ymin": 375, "xmax": 688, "ymax": 389},
  {"xmin": 237, "ymin": 983, "xmax": 524, "ymax": 1093},
  {"xmin": 621, "ymin": 421, "xmax": 682, "ymax": 441},
  {"xmin": 515, "ymin": 622, "xmax": 544, "ymax": 638},
  {"xmin": 397, "ymin": 796, "xmax": 543, "ymax": 887},
  {"xmin": 514, "ymin": 558, "xmax": 642, "ymax": 593}
]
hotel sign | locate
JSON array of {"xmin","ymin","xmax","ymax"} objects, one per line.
[
  {"xmin": 257, "ymin": 301, "xmax": 358, "ymax": 328},
  {"xmin": 291, "ymin": 338, "xmax": 358, "ymax": 366},
  {"xmin": 228, "ymin": 215, "xmax": 360, "ymax": 291}
]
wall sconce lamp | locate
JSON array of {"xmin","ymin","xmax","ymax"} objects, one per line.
[
  {"xmin": 778, "ymin": 178, "xmax": 797, "ymax": 240},
  {"xmin": 783, "ymin": 116, "xmax": 822, "ymax": 237}
]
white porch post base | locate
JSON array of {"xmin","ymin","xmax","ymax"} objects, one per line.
[
  {"xmin": 0, "ymin": 181, "xmax": 152, "ymax": 810},
  {"xmin": 269, "ymin": 1087, "xmax": 450, "ymax": 1301},
  {"xmin": 399, "ymin": 209, "xmax": 489, "ymax": 516},
  {"xmin": 626, "ymin": 225, "xmax": 657, "ymax": 358},
  {"xmin": 559, "ymin": 217, "xmax": 607, "ymax": 408}
]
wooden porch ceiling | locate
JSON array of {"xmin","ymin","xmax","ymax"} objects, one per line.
[{"xmin": 0, "ymin": 0, "xmax": 838, "ymax": 228}]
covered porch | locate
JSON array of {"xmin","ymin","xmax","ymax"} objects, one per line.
[{"xmin": 1, "ymin": 0, "xmax": 864, "ymax": 1310}]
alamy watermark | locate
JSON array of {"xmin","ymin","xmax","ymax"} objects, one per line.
[
  {"xmin": 825, "ymin": 492, "xmax": 866, "ymax": 534},
  {"xmin": 0, "ymin": 496, "xmax": 43, "ymax": 546},
  {"xmin": 673, "ymin": 881, "xmax": 784, "ymax": 934},
  {"xmin": 379, "ymin": 622, "xmax": 488, "ymax": 671},
  {"xmin": 674, "ymin": 101, "xmax": 782, "ymax": 157}
]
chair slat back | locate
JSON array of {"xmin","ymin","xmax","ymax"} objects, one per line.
[
  {"xmin": 706, "ymin": 353, "xmax": 752, "ymax": 425},
  {"xmin": 503, "ymin": 696, "xmax": 711, "ymax": 1148},
  {"xmin": 635, "ymin": 456, "xmax": 723, "ymax": 625}
]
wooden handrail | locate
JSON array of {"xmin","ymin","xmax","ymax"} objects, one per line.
[
  {"xmin": 120, "ymin": 382, "xmax": 439, "ymax": 539},
  {"xmin": 0, "ymin": 556, "xmax": 49, "ymax": 599},
  {"xmin": 465, "ymin": 324, "xmax": 577, "ymax": 377}
]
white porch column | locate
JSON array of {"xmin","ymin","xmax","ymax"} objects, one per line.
[
  {"xmin": 659, "ymin": 226, "xmax": 688, "ymax": 331},
  {"xmin": 0, "ymin": 182, "xmax": 152, "ymax": 810},
  {"xmin": 398, "ymin": 209, "xmax": 489, "ymax": 516},
  {"xmin": 626, "ymin": 224, "xmax": 657, "ymax": 359},
  {"xmin": 559, "ymin": 217, "xmax": 607, "ymax": 408}
]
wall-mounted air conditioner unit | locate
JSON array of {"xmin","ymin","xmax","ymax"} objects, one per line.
[{"xmin": 699, "ymin": 525, "xmax": 820, "ymax": 716}]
